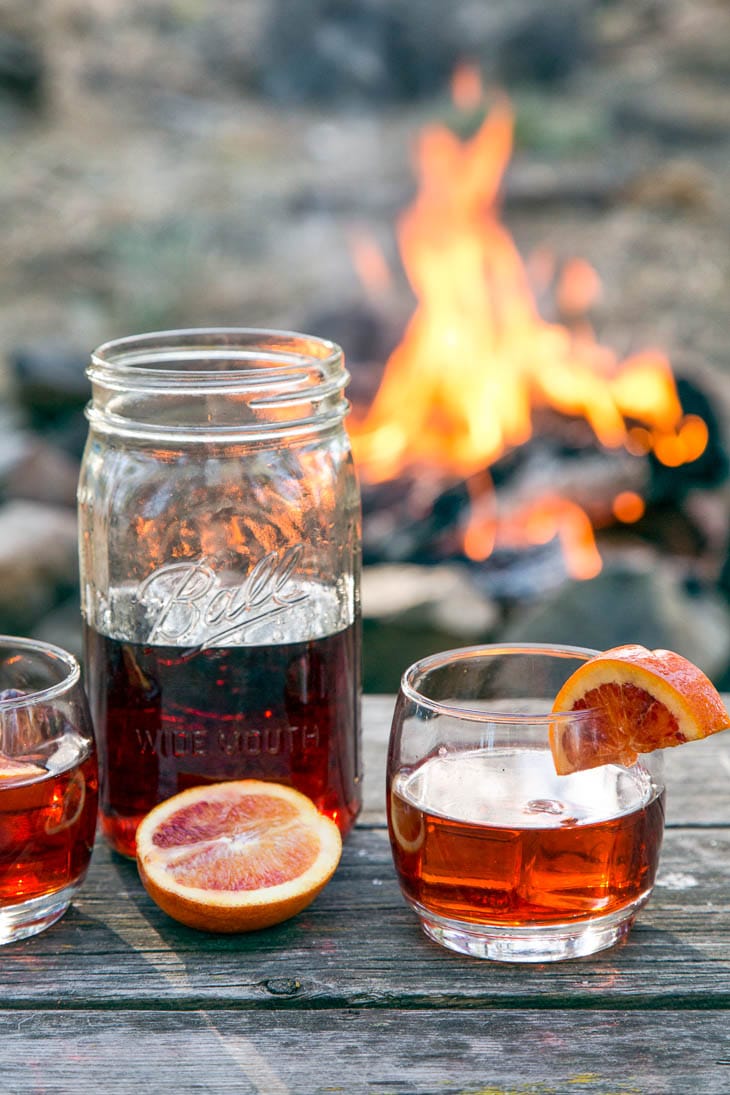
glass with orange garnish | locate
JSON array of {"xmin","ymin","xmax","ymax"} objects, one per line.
[{"xmin": 387, "ymin": 642, "xmax": 729, "ymax": 962}]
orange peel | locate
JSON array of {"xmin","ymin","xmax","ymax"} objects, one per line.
[{"xmin": 136, "ymin": 779, "xmax": 342, "ymax": 933}]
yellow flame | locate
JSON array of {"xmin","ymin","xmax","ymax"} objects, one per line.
[{"xmin": 349, "ymin": 90, "xmax": 707, "ymax": 579}]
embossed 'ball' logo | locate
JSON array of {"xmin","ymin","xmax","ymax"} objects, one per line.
[{"xmin": 136, "ymin": 545, "xmax": 308, "ymax": 648}]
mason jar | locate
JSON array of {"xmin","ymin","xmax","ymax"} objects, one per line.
[{"xmin": 78, "ymin": 329, "xmax": 362, "ymax": 857}]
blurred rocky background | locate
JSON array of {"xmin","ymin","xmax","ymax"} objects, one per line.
[{"xmin": 2, "ymin": 0, "xmax": 730, "ymax": 690}]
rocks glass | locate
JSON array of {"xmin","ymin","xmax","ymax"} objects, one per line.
[
  {"xmin": 0, "ymin": 637, "xmax": 98, "ymax": 944},
  {"xmin": 387, "ymin": 644, "xmax": 665, "ymax": 962}
]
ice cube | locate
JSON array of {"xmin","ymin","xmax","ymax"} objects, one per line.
[{"xmin": 45, "ymin": 732, "xmax": 80, "ymax": 776}]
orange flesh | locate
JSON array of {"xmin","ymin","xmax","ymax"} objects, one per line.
[
  {"xmin": 574, "ymin": 682, "xmax": 686, "ymax": 756},
  {"xmin": 151, "ymin": 793, "xmax": 319, "ymax": 892},
  {"xmin": 152, "ymin": 794, "xmax": 299, "ymax": 848},
  {"xmin": 551, "ymin": 645, "xmax": 730, "ymax": 774}
]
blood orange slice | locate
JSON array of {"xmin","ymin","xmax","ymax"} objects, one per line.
[
  {"xmin": 0, "ymin": 754, "xmax": 45, "ymax": 781},
  {"xmin": 136, "ymin": 780, "xmax": 342, "ymax": 933},
  {"xmin": 551, "ymin": 644, "xmax": 730, "ymax": 775},
  {"xmin": 389, "ymin": 787, "xmax": 425, "ymax": 853},
  {"xmin": 0, "ymin": 753, "xmax": 49, "ymax": 811}
]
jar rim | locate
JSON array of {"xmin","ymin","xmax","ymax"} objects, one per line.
[
  {"xmin": 86, "ymin": 327, "xmax": 351, "ymax": 439},
  {"xmin": 89, "ymin": 327, "xmax": 343, "ymax": 384}
]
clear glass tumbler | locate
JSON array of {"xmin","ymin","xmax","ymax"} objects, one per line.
[
  {"xmin": 387, "ymin": 643, "xmax": 666, "ymax": 962},
  {"xmin": 0, "ymin": 637, "xmax": 98, "ymax": 944}
]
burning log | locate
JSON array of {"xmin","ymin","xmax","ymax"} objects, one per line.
[{"xmin": 362, "ymin": 433, "xmax": 647, "ymax": 584}]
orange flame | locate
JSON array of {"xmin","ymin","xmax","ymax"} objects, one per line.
[
  {"xmin": 612, "ymin": 491, "xmax": 646, "ymax": 524},
  {"xmin": 350, "ymin": 90, "xmax": 707, "ymax": 580},
  {"xmin": 450, "ymin": 62, "xmax": 484, "ymax": 112},
  {"xmin": 463, "ymin": 485, "xmax": 602, "ymax": 580},
  {"xmin": 557, "ymin": 258, "xmax": 602, "ymax": 317},
  {"xmin": 347, "ymin": 228, "xmax": 392, "ymax": 299}
]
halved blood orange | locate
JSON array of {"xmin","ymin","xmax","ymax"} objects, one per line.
[
  {"xmin": 136, "ymin": 780, "xmax": 342, "ymax": 933},
  {"xmin": 551, "ymin": 644, "xmax": 730, "ymax": 775}
]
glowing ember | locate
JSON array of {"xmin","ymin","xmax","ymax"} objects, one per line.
[
  {"xmin": 612, "ymin": 491, "xmax": 646, "ymax": 525},
  {"xmin": 450, "ymin": 62, "xmax": 484, "ymax": 113},
  {"xmin": 349, "ymin": 85, "xmax": 708, "ymax": 580},
  {"xmin": 346, "ymin": 227, "xmax": 392, "ymax": 299}
]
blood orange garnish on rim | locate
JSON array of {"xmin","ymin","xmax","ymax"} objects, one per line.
[
  {"xmin": 0, "ymin": 754, "xmax": 49, "ymax": 811},
  {"xmin": 550, "ymin": 644, "xmax": 730, "ymax": 775},
  {"xmin": 136, "ymin": 780, "xmax": 342, "ymax": 933},
  {"xmin": 0, "ymin": 755, "xmax": 45, "ymax": 781}
]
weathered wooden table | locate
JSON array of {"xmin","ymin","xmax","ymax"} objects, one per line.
[{"xmin": 2, "ymin": 695, "xmax": 730, "ymax": 1093}]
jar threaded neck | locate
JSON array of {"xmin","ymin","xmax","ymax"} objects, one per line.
[{"xmin": 86, "ymin": 328, "xmax": 350, "ymax": 440}]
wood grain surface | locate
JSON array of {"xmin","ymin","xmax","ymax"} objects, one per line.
[
  {"xmin": 2, "ymin": 695, "xmax": 730, "ymax": 1094},
  {"xmin": 1, "ymin": 1009, "xmax": 729, "ymax": 1094}
]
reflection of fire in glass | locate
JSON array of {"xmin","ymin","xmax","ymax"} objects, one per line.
[{"xmin": 349, "ymin": 75, "xmax": 708, "ymax": 580}]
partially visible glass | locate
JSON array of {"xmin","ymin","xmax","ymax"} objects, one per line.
[
  {"xmin": 0, "ymin": 637, "xmax": 98, "ymax": 944},
  {"xmin": 387, "ymin": 643, "xmax": 665, "ymax": 962}
]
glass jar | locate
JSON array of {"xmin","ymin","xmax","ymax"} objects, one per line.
[{"xmin": 78, "ymin": 329, "xmax": 362, "ymax": 857}]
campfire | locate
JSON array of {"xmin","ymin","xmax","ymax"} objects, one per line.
[{"xmin": 348, "ymin": 74, "xmax": 709, "ymax": 584}]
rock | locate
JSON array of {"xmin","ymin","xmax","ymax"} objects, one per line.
[
  {"xmin": 300, "ymin": 301, "xmax": 403, "ymax": 408},
  {"xmin": 301, "ymin": 301, "xmax": 401, "ymax": 372},
  {"xmin": 9, "ymin": 343, "xmax": 89, "ymax": 421},
  {"xmin": 196, "ymin": 6, "xmax": 275, "ymax": 94},
  {"xmin": 8, "ymin": 344, "xmax": 90, "ymax": 457},
  {"xmin": 498, "ymin": 6, "xmax": 593, "ymax": 86},
  {"xmin": 257, "ymin": 0, "xmax": 461, "ymax": 105},
  {"xmin": 0, "ymin": 33, "xmax": 44, "ymax": 107},
  {"xmin": 667, "ymin": 10, "xmax": 730, "ymax": 88},
  {"xmin": 363, "ymin": 562, "xmax": 498, "ymax": 637},
  {"xmin": 362, "ymin": 562, "xmax": 501, "ymax": 692},
  {"xmin": 501, "ymin": 551, "xmax": 730, "ymax": 681},
  {"xmin": 614, "ymin": 82, "xmax": 730, "ymax": 145},
  {"xmin": 31, "ymin": 597, "xmax": 83, "ymax": 661},
  {"xmin": 0, "ymin": 501, "xmax": 79, "ymax": 632},
  {"xmin": 0, "ymin": 434, "xmax": 80, "ymax": 508},
  {"xmin": 625, "ymin": 161, "xmax": 714, "ymax": 213},
  {"xmin": 505, "ymin": 161, "xmax": 627, "ymax": 211},
  {"xmin": 0, "ymin": 426, "xmax": 28, "ymax": 483}
]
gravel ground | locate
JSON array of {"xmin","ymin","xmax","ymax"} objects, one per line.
[{"xmin": 0, "ymin": 0, "xmax": 728, "ymax": 379}]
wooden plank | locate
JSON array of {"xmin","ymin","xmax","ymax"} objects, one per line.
[
  {"xmin": 363, "ymin": 695, "xmax": 730, "ymax": 827},
  {"xmin": 1, "ymin": 827, "xmax": 729, "ymax": 1010},
  {"xmin": 1, "ymin": 1008, "xmax": 729, "ymax": 1094}
]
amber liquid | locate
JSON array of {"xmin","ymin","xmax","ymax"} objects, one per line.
[
  {"xmin": 0, "ymin": 742, "xmax": 98, "ymax": 905},
  {"xmin": 389, "ymin": 748, "xmax": 665, "ymax": 926},
  {"xmin": 84, "ymin": 623, "xmax": 362, "ymax": 856}
]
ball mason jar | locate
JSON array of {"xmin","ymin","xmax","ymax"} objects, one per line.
[{"xmin": 78, "ymin": 329, "xmax": 362, "ymax": 857}]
